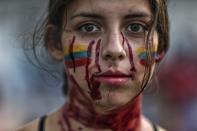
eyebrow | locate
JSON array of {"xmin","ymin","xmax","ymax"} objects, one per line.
[
  {"xmin": 124, "ymin": 11, "xmax": 152, "ymax": 19},
  {"xmin": 71, "ymin": 12, "xmax": 104, "ymax": 20},
  {"xmin": 70, "ymin": 11, "xmax": 152, "ymax": 20}
]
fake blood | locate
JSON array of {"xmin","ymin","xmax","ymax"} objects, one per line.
[
  {"xmin": 86, "ymin": 40, "xmax": 95, "ymax": 92},
  {"xmin": 88, "ymin": 39, "xmax": 102, "ymax": 100},
  {"xmin": 60, "ymin": 92, "xmax": 141, "ymax": 131},
  {"xmin": 95, "ymin": 39, "xmax": 102, "ymax": 72},
  {"xmin": 85, "ymin": 39, "xmax": 102, "ymax": 100},
  {"xmin": 85, "ymin": 40, "xmax": 102, "ymax": 100},
  {"xmin": 69, "ymin": 36, "xmax": 76, "ymax": 72},
  {"xmin": 60, "ymin": 36, "xmax": 141, "ymax": 131},
  {"xmin": 121, "ymin": 32, "xmax": 125, "ymax": 47},
  {"xmin": 126, "ymin": 40, "xmax": 136, "ymax": 73}
]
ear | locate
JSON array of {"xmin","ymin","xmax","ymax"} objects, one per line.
[
  {"xmin": 45, "ymin": 24, "xmax": 64, "ymax": 62},
  {"xmin": 153, "ymin": 32, "xmax": 165, "ymax": 63},
  {"xmin": 155, "ymin": 51, "xmax": 165, "ymax": 63}
]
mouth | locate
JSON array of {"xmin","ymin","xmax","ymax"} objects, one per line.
[{"xmin": 92, "ymin": 70, "xmax": 133, "ymax": 86}]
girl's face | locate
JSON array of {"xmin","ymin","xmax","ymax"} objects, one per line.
[{"xmin": 61, "ymin": 0, "xmax": 158, "ymax": 111}]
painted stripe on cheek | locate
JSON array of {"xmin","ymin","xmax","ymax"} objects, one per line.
[
  {"xmin": 64, "ymin": 43, "xmax": 89, "ymax": 68},
  {"xmin": 136, "ymin": 47, "xmax": 157, "ymax": 66},
  {"xmin": 64, "ymin": 51, "xmax": 88, "ymax": 61},
  {"xmin": 65, "ymin": 58, "xmax": 89, "ymax": 68}
]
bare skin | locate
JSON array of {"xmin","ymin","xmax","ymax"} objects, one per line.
[
  {"xmin": 18, "ymin": 0, "xmax": 167, "ymax": 130},
  {"xmin": 18, "ymin": 108, "xmax": 166, "ymax": 131}
]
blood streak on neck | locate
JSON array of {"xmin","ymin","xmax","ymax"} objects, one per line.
[
  {"xmin": 60, "ymin": 94, "xmax": 141, "ymax": 131},
  {"xmin": 69, "ymin": 36, "xmax": 76, "ymax": 72}
]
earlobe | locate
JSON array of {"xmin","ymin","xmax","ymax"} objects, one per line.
[{"xmin": 46, "ymin": 24, "xmax": 64, "ymax": 62}]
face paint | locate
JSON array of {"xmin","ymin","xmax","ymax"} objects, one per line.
[
  {"xmin": 64, "ymin": 36, "xmax": 90, "ymax": 72},
  {"xmin": 121, "ymin": 32, "xmax": 125, "ymax": 47},
  {"xmin": 64, "ymin": 37, "xmax": 103, "ymax": 100},
  {"xmin": 60, "ymin": 35, "xmax": 142, "ymax": 131},
  {"xmin": 95, "ymin": 39, "xmax": 102, "ymax": 73},
  {"xmin": 85, "ymin": 40, "xmax": 102, "ymax": 100},
  {"xmin": 62, "ymin": 32, "xmax": 146, "ymax": 131},
  {"xmin": 88, "ymin": 40, "xmax": 103, "ymax": 100},
  {"xmin": 121, "ymin": 33, "xmax": 136, "ymax": 74},
  {"xmin": 136, "ymin": 46, "xmax": 157, "ymax": 66},
  {"xmin": 68, "ymin": 36, "xmax": 76, "ymax": 72},
  {"xmin": 126, "ymin": 39, "xmax": 137, "ymax": 73}
]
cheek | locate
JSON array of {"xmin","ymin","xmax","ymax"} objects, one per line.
[
  {"xmin": 63, "ymin": 36, "xmax": 94, "ymax": 73},
  {"xmin": 135, "ymin": 46, "xmax": 157, "ymax": 67}
]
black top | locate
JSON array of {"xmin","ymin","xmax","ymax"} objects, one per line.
[
  {"xmin": 152, "ymin": 122, "xmax": 159, "ymax": 131},
  {"xmin": 38, "ymin": 115, "xmax": 159, "ymax": 131},
  {"xmin": 38, "ymin": 115, "xmax": 47, "ymax": 131}
]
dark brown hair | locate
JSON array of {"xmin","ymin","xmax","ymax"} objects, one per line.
[{"xmin": 32, "ymin": 0, "xmax": 169, "ymax": 95}]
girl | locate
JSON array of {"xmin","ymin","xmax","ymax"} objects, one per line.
[{"xmin": 19, "ymin": 0, "xmax": 169, "ymax": 130}]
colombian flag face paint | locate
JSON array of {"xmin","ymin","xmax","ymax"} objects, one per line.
[
  {"xmin": 64, "ymin": 43, "xmax": 89, "ymax": 68},
  {"xmin": 136, "ymin": 46, "xmax": 157, "ymax": 66}
]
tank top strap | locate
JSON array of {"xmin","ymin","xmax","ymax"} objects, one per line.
[
  {"xmin": 38, "ymin": 115, "xmax": 47, "ymax": 131},
  {"xmin": 152, "ymin": 122, "xmax": 159, "ymax": 131}
]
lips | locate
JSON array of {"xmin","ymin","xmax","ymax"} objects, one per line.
[{"xmin": 92, "ymin": 70, "xmax": 132, "ymax": 86}]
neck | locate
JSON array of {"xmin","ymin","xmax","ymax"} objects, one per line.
[
  {"xmin": 59, "ymin": 75, "xmax": 141, "ymax": 131},
  {"xmin": 59, "ymin": 95, "xmax": 141, "ymax": 131}
]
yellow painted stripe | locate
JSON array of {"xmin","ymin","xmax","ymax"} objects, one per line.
[
  {"xmin": 136, "ymin": 46, "xmax": 157, "ymax": 53},
  {"xmin": 64, "ymin": 44, "xmax": 88, "ymax": 55}
]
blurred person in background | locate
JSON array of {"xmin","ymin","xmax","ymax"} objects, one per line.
[{"xmin": 18, "ymin": 0, "xmax": 169, "ymax": 131}]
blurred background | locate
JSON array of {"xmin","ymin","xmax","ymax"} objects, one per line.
[{"xmin": 0, "ymin": 0, "xmax": 197, "ymax": 131}]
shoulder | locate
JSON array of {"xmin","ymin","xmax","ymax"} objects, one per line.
[
  {"xmin": 157, "ymin": 126, "xmax": 167, "ymax": 131},
  {"xmin": 16, "ymin": 118, "xmax": 39, "ymax": 131},
  {"xmin": 16, "ymin": 108, "xmax": 62, "ymax": 131},
  {"xmin": 141, "ymin": 116, "xmax": 167, "ymax": 131}
]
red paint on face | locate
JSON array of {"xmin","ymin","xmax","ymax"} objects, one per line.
[
  {"xmin": 68, "ymin": 36, "xmax": 76, "ymax": 72},
  {"xmin": 87, "ymin": 39, "xmax": 103, "ymax": 100},
  {"xmin": 121, "ymin": 32, "xmax": 125, "ymax": 47},
  {"xmin": 86, "ymin": 39, "xmax": 102, "ymax": 100},
  {"xmin": 86, "ymin": 40, "xmax": 95, "ymax": 91},
  {"xmin": 59, "ymin": 37, "xmax": 141, "ymax": 131},
  {"xmin": 65, "ymin": 58, "xmax": 89, "ymax": 68},
  {"xmin": 85, "ymin": 40, "xmax": 102, "ymax": 100},
  {"xmin": 125, "ymin": 37, "xmax": 136, "ymax": 73},
  {"xmin": 95, "ymin": 39, "xmax": 102, "ymax": 72}
]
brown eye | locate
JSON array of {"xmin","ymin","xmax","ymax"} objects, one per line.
[
  {"xmin": 79, "ymin": 23, "xmax": 100, "ymax": 33},
  {"xmin": 127, "ymin": 23, "xmax": 145, "ymax": 33}
]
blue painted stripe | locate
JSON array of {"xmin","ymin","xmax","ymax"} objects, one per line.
[
  {"xmin": 64, "ymin": 51, "xmax": 88, "ymax": 61},
  {"xmin": 138, "ymin": 52, "xmax": 157, "ymax": 60}
]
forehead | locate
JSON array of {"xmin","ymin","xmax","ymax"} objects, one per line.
[{"xmin": 67, "ymin": 0, "xmax": 152, "ymax": 19}]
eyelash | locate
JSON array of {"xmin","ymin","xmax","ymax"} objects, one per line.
[
  {"xmin": 75, "ymin": 22, "xmax": 148, "ymax": 37},
  {"xmin": 76, "ymin": 23, "xmax": 101, "ymax": 34},
  {"xmin": 127, "ymin": 23, "xmax": 147, "ymax": 32}
]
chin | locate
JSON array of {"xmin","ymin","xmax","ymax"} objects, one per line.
[{"xmin": 93, "ymin": 90, "xmax": 135, "ymax": 112}]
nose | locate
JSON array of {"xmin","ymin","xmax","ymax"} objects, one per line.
[{"xmin": 101, "ymin": 33, "xmax": 126, "ymax": 61}]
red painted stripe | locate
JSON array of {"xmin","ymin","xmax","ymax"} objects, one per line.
[{"xmin": 65, "ymin": 58, "xmax": 90, "ymax": 68}]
